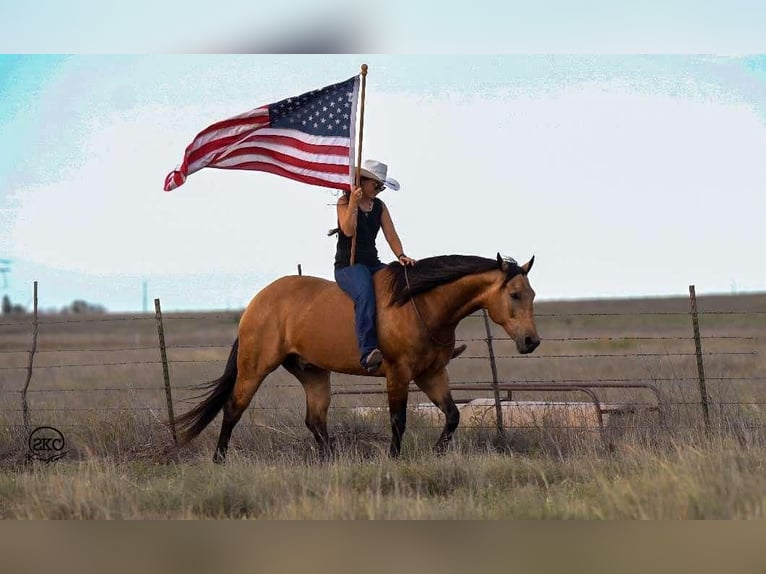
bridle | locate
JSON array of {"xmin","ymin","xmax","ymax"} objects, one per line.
[{"xmin": 403, "ymin": 264, "xmax": 455, "ymax": 347}]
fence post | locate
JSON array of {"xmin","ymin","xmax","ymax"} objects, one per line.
[
  {"xmin": 22, "ymin": 281, "xmax": 38, "ymax": 434},
  {"xmin": 154, "ymin": 298, "xmax": 177, "ymax": 444},
  {"xmin": 688, "ymin": 285, "xmax": 711, "ymax": 435},
  {"xmin": 297, "ymin": 264, "xmax": 302, "ymax": 276},
  {"xmin": 482, "ymin": 309, "xmax": 505, "ymax": 437}
]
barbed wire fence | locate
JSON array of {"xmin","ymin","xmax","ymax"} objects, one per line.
[{"xmin": 1, "ymin": 281, "xmax": 764, "ymax": 446}]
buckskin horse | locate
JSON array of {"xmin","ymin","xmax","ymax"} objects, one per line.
[{"xmin": 177, "ymin": 253, "xmax": 540, "ymax": 462}]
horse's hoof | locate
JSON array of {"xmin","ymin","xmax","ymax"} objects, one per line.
[
  {"xmin": 433, "ymin": 441, "xmax": 450, "ymax": 456},
  {"xmin": 319, "ymin": 442, "xmax": 337, "ymax": 462},
  {"xmin": 213, "ymin": 451, "xmax": 227, "ymax": 464}
]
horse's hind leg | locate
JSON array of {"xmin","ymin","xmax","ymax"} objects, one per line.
[
  {"xmin": 214, "ymin": 342, "xmax": 283, "ymax": 464},
  {"xmin": 214, "ymin": 373, "xmax": 266, "ymax": 463},
  {"xmin": 283, "ymin": 359, "xmax": 332, "ymax": 455},
  {"xmin": 413, "ymin": 369, "xmax": 460, "ymax": 455}
]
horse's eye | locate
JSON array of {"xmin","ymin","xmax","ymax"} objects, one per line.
[{"xmin": 510, "ymin": 293, "xmax": 521, "ymax": 301}]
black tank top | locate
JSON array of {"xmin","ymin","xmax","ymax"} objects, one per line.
[{"xmin": 334, "ymin": 198, "xmax": 383, "ymax": 269}]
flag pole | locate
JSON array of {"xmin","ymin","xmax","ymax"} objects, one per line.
[{"xmin": 350, "ymin": 63, "xmax": 368, "ymax": 266}]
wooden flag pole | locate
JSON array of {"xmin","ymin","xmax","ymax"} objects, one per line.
[{"xmin": 350, "ymin": 63, "xmax": 368, "ymax": 266}]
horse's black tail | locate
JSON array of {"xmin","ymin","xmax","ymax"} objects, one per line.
[{"xmin": 176, "ymin": 338, "xmax": 239, "ymax": 446}]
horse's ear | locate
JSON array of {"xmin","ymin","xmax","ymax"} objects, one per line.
[
  {"xmin": 496, "ymin": 252, "xmax": 507, "ymax": 271},
  {"xmin": 521, "ymin": 255, "xmax": 535, "ymax": 275}
]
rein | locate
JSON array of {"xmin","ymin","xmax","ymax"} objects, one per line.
[{"xmin": 403, "ymin": 264, "xmax": 455, "ymax": 348}]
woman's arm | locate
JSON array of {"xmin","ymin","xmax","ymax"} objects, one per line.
[
  {"xmin": 380, "ymin": 201, "xmax": 416, "ymax": 265},
  {"xmin": 337, "ymin": 187, "xmax": 362, "ymax": 237}
]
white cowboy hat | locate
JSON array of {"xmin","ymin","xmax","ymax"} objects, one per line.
[{"xmin": 357, "ymin": 159, "xmax": 400, "ymax": 191}]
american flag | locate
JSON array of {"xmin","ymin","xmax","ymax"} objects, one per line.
[{"xmin": 164, "ymin": 75, "xmax": 360, "ymax": 192}]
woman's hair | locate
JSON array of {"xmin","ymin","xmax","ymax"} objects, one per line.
[{"xmin": 328, "ymin": 190, "xmax": 350, "ymax": 236}]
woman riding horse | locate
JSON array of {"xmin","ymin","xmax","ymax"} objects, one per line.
[{"xmin": 333, "ymin": 159, "xmax": 415, "ymax": 373}]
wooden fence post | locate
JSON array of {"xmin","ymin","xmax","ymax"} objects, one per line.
[
  {"xmin": 22, "ymin": 281, "xmax": 38, "ymax": 434},
  {"xmin": 154, "ymin": 298, "xmax": 177, "ymax": 444},
  {"xmin": 482, "ymin": 309, "xmax": 505, "ymax": 437},
  {"xmin": 688, "ymin": 285, "xmax": 711, "ymax": 435}
]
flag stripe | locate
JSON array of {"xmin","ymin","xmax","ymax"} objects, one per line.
[
  {"xmin": 215, "ymin": 137, "xmax": 350, "ymax": 167},
  {"xmin": 184, "ymin": 116, "xmax": 270, "ymax": 165},
  {"xmin": 228, "ymin": 130, "xmax": 351, "ymax": 156},
  {"xmin": 188, "ymin": 107, "xmax": 270, "ymax": 149},
  {"xmin": 187, "ymin": 131, "xmax": 350, "ymax": 175},
  {"xmin": 212, "ymin": 161, "xmax": 350, "ymax": 190},
  {"xmin": 213, "ymin": 148, "xmax": 351, "ymax": 175},
  {"xmin": 187, "ymin": 116, "xmax": 271, "ymax": 158},
  {"xmin": 182, "ymin": 110, "xmax": 270, "ymax": 166},
  {"xmin": 185, "ymin": 132, "xmax": 264, "ymax": 173}
]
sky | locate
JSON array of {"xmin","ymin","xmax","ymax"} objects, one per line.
[
  {"xmin": 2, "ymin": 0, "xmax": 766, "ymax": 54},
  {"xmin": 0, "ymin": 5, "xmax": 765, "ymax": 312}
]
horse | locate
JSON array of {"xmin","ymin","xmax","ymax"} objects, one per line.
[{"xmin": 176, "ymin": 253, "xmax": 540, "ymax": 462}]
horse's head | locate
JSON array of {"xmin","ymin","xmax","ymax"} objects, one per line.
[{"xmin": 485, "ymin": 253, "xmax": 541, "ymax": 354}]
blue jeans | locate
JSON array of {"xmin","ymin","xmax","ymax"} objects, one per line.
[{"xmin": 335, "ymin": 263, "xmax": 386, "ymax": 361}]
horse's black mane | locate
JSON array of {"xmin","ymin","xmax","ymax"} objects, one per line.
[{"xmin": 386, "ymin": 254, "xmax": 524, "ymax": 307}]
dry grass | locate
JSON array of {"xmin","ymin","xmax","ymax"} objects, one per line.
[
  {"xmin": 0, "ymin": 292, "xmax": 764, "ymax": 518},
  {"xmin": 1, "ymin": 425, "xmax": 764, "ymax": 519}
]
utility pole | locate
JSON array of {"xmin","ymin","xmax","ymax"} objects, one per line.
[
  {"xmin": 0, "ymin": 258, "xmax": 11, "ymax": 290},
  {"xmin": 0, "ymin": 258, "xmax": 12, "ymax": 316}
]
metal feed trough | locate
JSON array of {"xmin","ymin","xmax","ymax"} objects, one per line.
[{"xmin": 335, "ymin": 382, "xmax": 664, "ymax": 440}]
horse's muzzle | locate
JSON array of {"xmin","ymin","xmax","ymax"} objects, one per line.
[{"xmin": 518, "ymin": 335, "xmax": 541, "ymax": 354}]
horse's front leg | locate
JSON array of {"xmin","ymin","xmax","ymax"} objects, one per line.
[
  {"xmin": 413, "ymin": 368, "xmax": 460, "ymax": 455},
  {"xmin": 385, "ymin": 365, "xmax": 412, "ymax": 458}
]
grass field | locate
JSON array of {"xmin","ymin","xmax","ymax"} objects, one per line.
[{"xmin": 0, "ymin": 292, "xmax": 764, "ymax": 519}]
